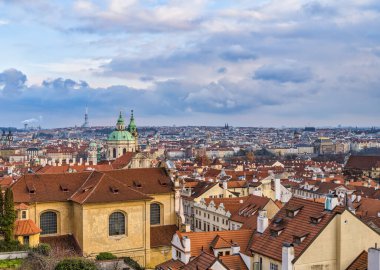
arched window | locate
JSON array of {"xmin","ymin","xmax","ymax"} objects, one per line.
[
  {"xmin": 109, "ymin": 212, "xmax": 126, "ymax": 236},
  {"xmin": 40, "ymin": 211, "xmax": 57, "ymax": 235},
  {"xmin": 150, "ymin": 203, "xmax": 161, "ymax": 225},
  {"xmin": 113, "ymin": 148, "xmax": 117, "ymax": 158},
  {"xmin": 123, "ymin": 148, "xmax": 127, "ymax": 154}
]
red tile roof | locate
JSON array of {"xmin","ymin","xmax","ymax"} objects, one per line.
[
  {"xmin": 219, "ymin": 255, "xmax": 248, "ymax": 270},
  {"xmin": 14, "ymin": 219, "xmax": 41, "ymax": 236},
  {"xmin": 181, "ymin": 252, "xmax": 217, "ymax": 270},
  {"xmin": 151, "ymin": 225, "xmax": 178, "ymax": 248},
  {"xmin": 250, "ymin": 197, "xmax": 345, "ymax": 262},
  {"xmin": 346, "ymin": 250, "xmax": 367, "ymax": 270},
  {"xmin": 176, "ymin": 230, "xmax": 254, "ymax": 257},
  {"xmin": 156, "ymin": 259, "xmax": 185, "ymax": 270}
]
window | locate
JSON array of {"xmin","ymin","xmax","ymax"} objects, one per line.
[
  {"xmin": 150, "ymin": 203, "xmax": 161, "ymax": 225},
  {"xmin": 270, "ymin": 263, "xmax": 278, "ymax": 270},
  {"xmin": 123, "ymin": 148, "xmax": 127, "ymax": 154},
  {"xmin": 109, "ymin": 212, "xmax": 126, "ymax": 236},
  {"xmin": 40, "ymin": 211, "xmax": 57, "ymax": 235},
  {"xmin": 113, "ymin": 148, "xmax": 117, "ymax": 158},
  {"xmin": 176, "ymin": 250, "xmax": 182, "ymax": 259},
  {"xmin": 21, "ymin": 211, "xmax": 27, "ymax": 220}
]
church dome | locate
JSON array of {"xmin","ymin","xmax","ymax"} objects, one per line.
[{"xmin": 107, "ymin": 130, "xmax": 134, "ymax": 141}]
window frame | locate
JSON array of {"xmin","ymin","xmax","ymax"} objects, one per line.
[
  {"xmin": 150, "ymin": 202, "xmax": 162, "ymax": 225},
  {"xmin": 109, "ymin": 211, "xmax": 127, "ymax": 237},
  {"xmin": 40, "ymin": 211, "xmax": 58, "ymax": 235}
]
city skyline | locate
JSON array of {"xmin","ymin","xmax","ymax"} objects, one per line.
[{"xmin": 1, "ymin": 0, "xmax": 380, "ymax": 128}]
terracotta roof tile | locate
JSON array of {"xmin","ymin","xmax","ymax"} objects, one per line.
[
  {"xmin": 219, "ymin": 255, "xmax": 248, "ymax": 270},
  {"xmin": 14, "ymin": 219, "xmax": 41, "ymax": 236},
  {"xmin": 181, "ymin": 252, "xmax": 217, "ymax": 270},
  {"xmin": 156, "ymin": 259, "xmax": 185, "ymax": 270},
  {"xmin": 250, "ymin": 197, "xmax": 345, "ymax": 262},
  {"xmin": 346, "ymin": 250, "xmax": 367, "ymax": 270},
  {"xmin": 177, "ymin": 230, "xmax": 254, "ymax": 257},
  {"xmin": 151, "ymin": 225, "xmax": 178, "ymax": 248}
]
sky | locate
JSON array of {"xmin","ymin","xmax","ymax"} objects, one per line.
[{"xmin": 0, "ymin": 0, "xmax": 379, "ymax": 128}]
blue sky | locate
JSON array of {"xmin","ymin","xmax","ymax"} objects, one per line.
[{"xmin": 0, "ymin": 0, "xmax": 379, "ymax": 128}]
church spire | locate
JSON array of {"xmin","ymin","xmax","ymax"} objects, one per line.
[
  {"xmin": 127, "ymin": 109, "xmax": 137, "ymax": 136},
  {"xmin": 116, "ymin": 111, "xmax": 125, "ymax": 131}
]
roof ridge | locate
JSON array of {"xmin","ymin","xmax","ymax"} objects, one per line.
[
  {"xmin": 68, "ymin": 170, "xmax": 103, "ymax": 202},
  {"xmin": 81, "ymin": 172, "xmax": 106, "ymax": 204}
]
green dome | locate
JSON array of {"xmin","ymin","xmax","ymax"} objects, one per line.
[{"xmin": 107, "ymin": 130, "xmax": 134, "ymax": 141}]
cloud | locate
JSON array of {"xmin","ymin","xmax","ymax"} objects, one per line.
[
  {"xmin": 0, "ymin": 69, "xmax": 27, "ymax": 93},
  {"xmin": 254, "ymin": 64, "xmax": 313, "ymax": 83}
]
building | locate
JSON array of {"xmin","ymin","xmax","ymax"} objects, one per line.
[
  {"xmin": 193, "ymin": 195, "xmax": 280, "ymax": 232},
  {"xmin": 250, "ymin": 196, "xmax": 380, "ymax": 270},
  {"xmin": 106, "ymin": 111, "xmax": 138, "ymax": 160},
  {"xmin": 11, "ymin": 167, "xmax": 179, "ymax": 267}
]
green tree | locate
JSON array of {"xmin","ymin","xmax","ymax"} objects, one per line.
[
  {"xmin": 0, "ymin": 186, "xmax": 4, "ymax": 237},
  {"xmin": 3, "ymin": 188, "xmax": 16, "ymax": 242}
]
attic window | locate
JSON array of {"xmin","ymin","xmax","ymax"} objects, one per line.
[
  {"xmin": 158, "ymin": 178, "xmax": 169, "ymax": 186},
  {"xmin": 285, "ymin": 205, "xmax": 303, "ymax": 218},
  {"xmin": 133, "ymin": 180, "xmax": 142, "ymax": 188},
  {"xmin": 270, "ymin": 226, "xmax": 285, "ymax": 237},
  {"xmin": 60, "ymin": 184, "xmax": 69, "ymax": 192},
  {"xmin": 310, "ymin": 213, "xmax": 325, "ymax": 224},
  {"xmin": 82, "ymin": 186, "xmax": 93, "ymax": 193},
  {"xmin": 293, "ymin": 232, "xmax": 309, "ymax": 245},
  {"xmin": 26, "ymin": 183, "xmax": 36, "ymax": 194},
  {"xmin": 110, "ymin": 186, "xmax": 119, "ymax": 194}
]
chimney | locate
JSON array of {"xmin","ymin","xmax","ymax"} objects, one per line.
[
  {"xmin": 257, "ymin": 210, "xmax": 268, "ymax": 234},
  {"xmin": 275, "ymin": 178, "xmax": 281, "ymax": 201},
  {"xmin": 181, "ymin": 223, "xmax": 191, "ymax": 233},
  {"xmin": 222, "ymin": 181, "xmax": 228, "ymax": 190},
  {"xmin": 368, "ymin": 245, "xmax": 380, "ymax": 270},
  {"xmin": 282, "ymin": 243, "xmax": 294, "ymax": 270},
  {"xmin": 183, "ymin": 236, "xmax": 190, "ymax": 251},
  {"xmin": 324, "ymin": 195, "xmax": 338, "ymax": 211},
  {"xmin": 65, "ymin": 158, "xmax": 69, "ymax": 164},
  {"xmin": 231, "ymin": 243, "xmax": 240, "ymax": 255},
  {"xmin": 79, "ymin": 158, "xmax": 83, "ymax": 165}
]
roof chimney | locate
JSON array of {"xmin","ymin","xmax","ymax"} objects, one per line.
[
  {"xmin": 222, "ymin": 181, "xmax": 228, "ymax": 190},
  {"xmin": 275, "ymin": 178, "xmax": 281, "ymax": 201},
  {"xmin": 325, "ymin": 195, "xmax": 338, "ymax": 211},
  {"xmin": 231, "ymin": 243, "xmax": 240, "ymax": 255},
  {"xmin": 368, "ymin": 245, "xmax": 380, "ymax": 270},
  {"xmin": 257, "ymin": 210, "xmax": 268, "ymax": 234},
  {"xmin": 282, "ymin": 243, "xmax": 295, "ymax": 270}
]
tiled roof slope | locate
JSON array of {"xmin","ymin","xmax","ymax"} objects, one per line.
[
  {"xmin": 219, "ymin": 255, "xmax": 249, "ymax": 270},
  {"xmin": 12, "ymin": 168, "xmax": 172, "ymax": 204},
  {"xmin": 181, "ymin": 252, "xmax": 217, "ymax": 270},
  {"xmin": 14, "ymin": 219, "xmax": 41, "ymax": 236},
  {"xmin": 250, "ymin": 197, "xmax": 345, "ymax": 262},
  {"xmin": 345, "ymin": 155, "xmax": 380, "ymax": 170},
  {"xmin": 151, "ymin": 225, "xmax": 178, "ymax": 248},
  {"xmin": 156, "ymin": 259, "xmax": 185, "ymax": 270},
  {"xmin": 345, "ymin": 250, "xmax": 367, "ymax": 270},
  {"xmin": 176, "ymin": 230, "xmax": 254, "ymax": 257}
]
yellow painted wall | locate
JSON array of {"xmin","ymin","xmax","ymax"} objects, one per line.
[
  {"xmin": 295, "ymin": 217, "xmax": 337, "ymax": 270},
  {"xmin": 264, "ymin": 200, "xmax": 280, "ymax": 219},
  {"xmin": 148, "ymin": 246, "xmax": 172, "ymax": 268},
  {"xmin": 16, "ymin": 233, "xmax": 40, "ymax": 247},
  {"xmin": 336, "ymin": 210, "xmax": 380, "ymax": 269}
]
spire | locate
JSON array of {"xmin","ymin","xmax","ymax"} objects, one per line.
[
  {"xmin": 127, "ymin": 109, "xmax": 137, "ymax": 136},
  {"xmin": 116, "ymin": 111, "xmax": 125, "ymax": 131}
]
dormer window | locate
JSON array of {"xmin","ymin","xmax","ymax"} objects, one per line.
[
  {"xmin": 133, "ymin": 180, "xmax": 142, "ymax": 188},
  {"xmin": 293, "ymin": 232, "xmax": 309, "ymax": 245},
  {"xmin": 110, "ymin": 186, "xmax": 119, "ymax": 194},
  {"xmin": 60, "ymin": 184, "xmax": 69, "ymax": 192},
  {"xmin": 310, "ymin": 213, "xmax": 325, "ymax": 224},
  {"xmin": 270, "ymin": 226, "xmax": 285, "ymax": 237},
  {"xmin": 285, "ymin": 205, "xmax": 303, "ymax": 218},
  {"xmin": 21, "ymin": 210, "xmax": 27, "ymax": 220},
  {"xmin": 27, "ymin": 183, "xmax": 36, "ymax": 194},
  {"xmin": 158, "ymin": 178, "xmax": 169, "ymax": 186}
]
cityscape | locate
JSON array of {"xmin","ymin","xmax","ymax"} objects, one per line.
[{"xmin": 0, "ymin": 1, "xmax": 380, "ymax": 270}]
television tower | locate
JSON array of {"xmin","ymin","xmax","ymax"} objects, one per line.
[{"xmin": 82, "ymin": 107, "xmax": 89, "ymax": 128}]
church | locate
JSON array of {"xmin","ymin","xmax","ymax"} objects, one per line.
[
  {"xmin": 10, "ymin": 112, "xmax": 180, "ymax": 268},
  {"xmin": 106, "ymin": 110, "xmax": 138, "ymax": 160}
]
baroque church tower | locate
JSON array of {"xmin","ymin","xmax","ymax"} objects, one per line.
[{"xmin": 106, "ymin": 110, "xmax": 138, "ymax": 160}]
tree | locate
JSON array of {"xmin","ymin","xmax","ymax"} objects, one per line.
[
  {"xmin": 0, "ymin": 186, "xmax": 4, "ymax": 237},
  {"xmin": 3, "ymin": 188, "xmax": 16, "ymax": 242}
]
